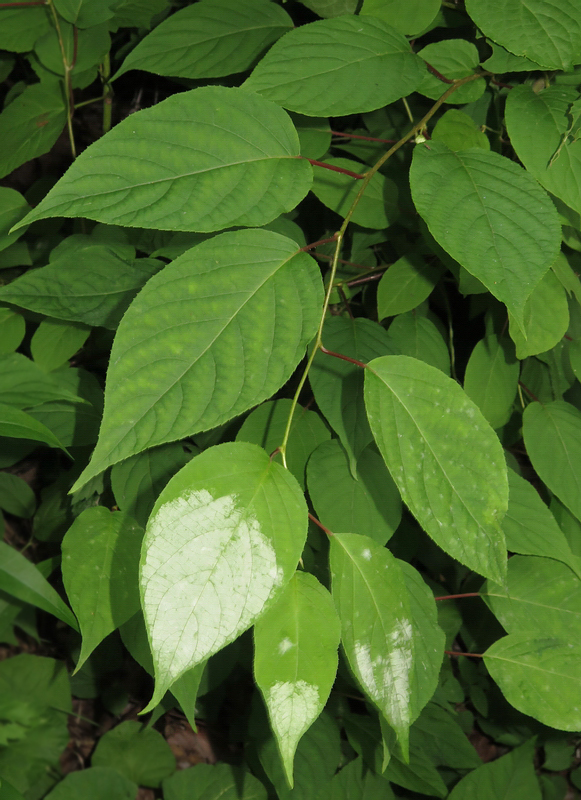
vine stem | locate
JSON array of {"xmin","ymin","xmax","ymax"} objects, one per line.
[
  {"xmin": 278, "ymin": 71, "xmax": 484, "ymax": 466},
  {"xmin": 46, "ymin": 0, "xmax": 76, "ymax": 158},
  {"xmin": 434, "ymin": 592, "xmax": 481, "ymax": 601}
]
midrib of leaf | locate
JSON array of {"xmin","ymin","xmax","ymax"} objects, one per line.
[{"xmin": 489, "ymin": 650, "xmax": 578, "ymax": 679}]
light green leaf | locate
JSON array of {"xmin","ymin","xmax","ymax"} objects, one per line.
[
  {"xmin": 0, "ymin": 188, "xmax": 30, "ymax": 252},
  {"xmin": 432, "ymin": 109, "xmax": 490, "ymax": 151},
  {"xmin": 466, "ymin": 0, "xmax": 581, "ymax": 70},
  {"xmin": 377, "ymin": 254, "xmax": 443, "ymax": 319},
  {"xmin": 0, "ymin": 309, "xmax": 25, "ymax": 355},
  {"xmin": 43, "ymin": 767, "xmax": 137, "ymax": 800},
  {"xmin": 448, "ymin": 739, "xmax": 541, "ymax": 800},
  {"xmin": 361, "ymin": 0, "xmax": 439, "ymax": 36},
  {"xmin": 508, "ymin": 267, "xmax": 569, "ymax": 358},
  {"xmin": 62, "ymin": 508, "xmax": 144, "ymax": 671},
  {"xmin": 309, "ymin": 317, "xmax": 398, "ymax": 475},
  {"xmin": 386, "ymin": 312, "xmax": 450, "ymax": 374},
  {"xmin": 236, "ymin": 399, "xmax": 330, "ymax": 489},
  {"xmin": 242, "ymin": 15, "xmax": 426, "ymax": 116},
  {"xmin": 0, "ymin": 402, "xmax": 70, "ymax": 454},
  {"xmin": 364, "ymin": 355, "xmax": 508, "ymax": 582},
  {"xmin": 163, "ymin": 763, "xmax": 267, "ymax": 800},
  {"xmin": 506, "ymin": 85, "xmax": 581, "ymax": 217},
  {"xmin": 15, "ymin": 87, "xmax": 312, "ymax": 233},
  {"xmin": 0, "ymin": 245, "xmax": 162, "ymax": 330},
  {"xmin": 91, "ymin": 721, "xmax": 175, "ymax": 788},
  {"xmin": 417, "ymin": 40, "xmax": 485, "ymax": 104},
  {"xmin": 72, "ymin": 229, "xmax": 322, "ymax": 490},
  {"xmin": 330, "ymin": 533, "xmax": 413, "ymax": 753},
  {"xmin": 0, "ymin": 473, "xmax": 36, "ymax": 518},
  {"xmin": 254, "ymin": 572, "xmax": 340, "ymax": 787},
  {"xmin": 0, "ymin": 541, "xmax": 78, "ymax": 631},
  {"xmin": 307, "ymin": 439, "xmax": 401, "ymax": 545},
  {"xmin": 311, "ymin": 157, "xmax": 398, "ymax": 229},
  {"xmin": 463, "ymin": 335, "xmax": 519, "ymax": 430},
  {"xmin": 523, "ymin": 400, "xmax": 581, "ymax": 522},
  {"xmin": 116, "ymin": 0, "xmax": 293, "ymax": 79},
  {"xmin": 31, "ymin": 320, "xmax": 90, "ymax": 373},
  {"xmin": 484, "ymin": 634, "xmax": 581, "ymax": 731},
  {"xmin": 410, "ymin": 142, "xmax": 561, "ymax": 330},
  {"xmin": 502, "ymin": 470, "xmax": 580, "ymax": 577},
  {"xmin": 140, "ymin": 442, "xmax": 307, "ymax": 710}
]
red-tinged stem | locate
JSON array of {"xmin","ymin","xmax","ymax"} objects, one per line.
[
  {"xmin": 269, "ymin": 446, "xmax": 281, "ymax": 461},
  {"xmin": 306, "ymin": 158, "xmax": 366, "ymax": 179},
  {"xmin": 434, "ymin": 592, "xmax": 481, "ymax": 601},
  {"xmin": 299, "ymin": 235, "xmax": 338, "ymax": 252},
  {"xmin": 0, "ymin": 1, "xmax": 45, "ymax": 5},
  {"xmin": 518, "ymin": 380, "xmax": 540, "ymax": 403},
  {"xmin": 320, "ymin": 345, "xmax": 367, "ymax": 369},
  {"xmin": 330, "ymin": 130, "xmax": 398, "ymax": 144},
  {"xmin": 424, "ymin": 61, "xmax": 455, "ymax": 84},
  {"xmin": 445, "ymin": 650, "xmax": 483, "ymax": 658},
  {"xmin": 346, "ymin": 272, "xmax": 383, "ymax": 287},
  {"xmin": 309, "ymin": 513, "xmax": 333, "ymax": 536},
  {"xmin": 314, "ymin": 253, "xmax": 374, "ymax": 271},
  {"xmin": 336, "ymin": 285, "xmax": 354, "ymax": 319},
  {"xmin": 491, "ymin": 78, "xmax": 514, "ymax": 90}
]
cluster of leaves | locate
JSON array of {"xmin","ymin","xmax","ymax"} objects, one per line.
[{"xmin": 1, "ymin": 0, "xmax": 581, "ymax": 797}]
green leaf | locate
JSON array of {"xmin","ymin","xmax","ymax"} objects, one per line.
[
  {"xmin": 361, "ymin": 0, "xmax": 439, "ymax": 36},
  {"xmin": 409, "ymin": 702, "xmax": 481, "ymax": 769},
  {"xmin": 386, "ymin": 312, "xmax": 450, "ymax": 374},
  {"xmin": 417, "ymin": 40, "xmax": 486, "ymax": 104},
  {"xmin": 15, "ymin": 87, "xmax": 312, "ymax": 233},
  {"xmin": 330, "ymin": 532, "xmax": 413, "ymax": 753},
  {"xmin": 0, "ymin": 402, "xmax": 70, "ymax": 453},
  {"xmin": 0, "ymin": 188, "xmax": 30, "ymax": 252},
  {"xmin": 0, "ymin": 353, "xmax": 87, "ymax": 409},
  {"xmin": 0, "ymin": 245, "xmax": 162, "ymax": 330},
  {"xmin": 463, "ymin": 335, "xmax": 519, "ymax": 430},
  {"xmin": 410, "ymin": 142, "xmax": 561, "ymax": 330},
  {"xmin": 43, "ymin": 767, "xmax": 137, "ymax": 800},
  {"xmin": 448, "ymin": 739, "xmax": 541, "ymax": 800},
  {"xmin": 482, "ymin": 40, "xmax": 544, "ymax": 72},
  {"xmin": 62, "ymin": 508, "xmax": 144, "ymax": 671},
  {"xmin": 311, "ymin": 157, "xmax": 398, "ymax": 229},
  {"xmin": 53, "ymin": 0, "xmax": 116, "ymax": 28},
  {"xmin": 0, "ymin": 308, "xmax": 25, "ymax": 355},
  {"xmin": 140, "ymin": 442, "xmax": 307, "ymax": 710},
  {"xmin": 30, "ymin": 319, "xmax": 90, "ymax": 373},
  {"xmin": 0, "ymin": 7, "xmax": 51, "ymax": 52},
  {"xmin": 523, "ymin": 400, "xmax": 581, "ymax": 523},
  {"xmin": 299, "ymin": 0, "xmax": 357, "ymax": 16},
  {"xmin": 34, "ymin": 21, "xmax": 110, "ymax": 76},
  {"xmin": 502, "ymin": 470, "xmax": 580, "ymax": 577},
  {"xmin": 364, "ymin": 355, "xmax": 508, "ymax": 582},
  {"xmin": 508, "ymin": 268, "xmax": 569, "ymax": 358},
  {"xmin": 0, "ymin": 83, "xmax": 66, "ymax": 181},
  {"xmin": 254, "ymin": 572, "xmax": 340, "ymax": 787},
  {"xmin": 109, "ymin": 0, "xmax": 169, "ymax": 29},
  {"xmin": 72, "ymin": 229, "xmax": 322, "ymax": 490},
  {"xmin": 506, "ymin": 85, "xmax": 581, "ymax": 217},
  {"xmin": 432, "ymin": 109, "xmax": 490, "ymax": 151},
  {"xmin": 484, "ymin": 634, "xmax": 581, "ymax": 731},
  {"xmin": 318, "ymin": 756, "xmax": 396, "ymax": 800},
  {"xmin": 236, "ymin": 399, "xmax": 331, "ymax": 489},
  {"xmin": 377, "ymin": 254, "xmax": 443, "ymax": 319},
  {"xmin": 309, "ymin": 317, "xmax": 397, "ymax": 475},
  {"xmin": 307, "ymin": 439, "xmax": 402, "ymax": 545},
  {"xmin": 0, "ymin": 541, "xmax": 78, "ymax": 631},
  {"xmin": 0, "ymin": 473, "xmax": 36, "ymax": 518},
  {"xmin": 91, "ymin": 721, "xmax": 176, "ymax": 788},
  {"xmin": 290, "ymin": 113, "xmax": 331, "ymax": 160},
  {"xmin": 242, "ymin": 16, "xmax": 426, "ymax": 116},
  {"xmin": 116, "ymin": 0, "xmax": 293, "ymax": 79},
  {"xmin": 163, "ymin": 763, "xmax": 267, "ymax": 800},
  {"xmin": 465, "ymin": 0, "xmax": 581, "ymax": 70},
  {"xmin": 380, "ymin": 716, "xmax": 447, "ymax": 797}
]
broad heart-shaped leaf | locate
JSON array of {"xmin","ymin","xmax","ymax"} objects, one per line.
[
  {"xmin": 448, "ymin": 739, "xmax": 540, "ymax": 800},
  {"xmin": 463, "ymin": 335, "xmax": 519, "ymax": 430},
  {"xmin": 484, "ymin": 634, "xmax": 581, "ymax": 731},
  {"xmin": 254, "ymin": 571, "xmax": 340, "ymax": 787},
  {"xmin": 465, "ymin": 0, "xmax": 581, "ymax": 70},
  {"xmin": 241, "ymin": 15, "xmax": 426, "ymax": 117},
  {"xmin": 140, "ymin": 442, "xmax": 307, "ymax": 711},
  {"xmin": 0, "ymin": 402, "xmax": 70, "ymax": 454},
  {"xmin": 523, "ymin": 401, "xmax": 581, "ymax": 523},
  {"xmin": 330, "ymin": 533, "xmax": 414, "ymax": 755},
  {"xmin": 506, "ymin": 85, "xmax": 581, "ymax": 217},
  {"xmin": 410, "ymin": 142, "xmax": 561, "ymax": 331},
  {"xmin": 307, "ymin": 439, "xmax": 402, "ymax": 545},
  {"xmin": 71, "ymin": 229, "xmax": 322, "ymax": 491},
  {"xmin": 116, "ymin": 0, "xmax": 292, "ymax": 80},
  {"xmin": 364, "ymin": 356, "xmax": 508, "ymax": 582},
  {"xmin": 61, "ymin": 507, "xmax": 144, "ymax": 671},
  {"xmin": 15, "ymin": 87, "xmax": 312, "ymax": 234},
  {"xmin": 309, "ymin": 316, "xmax": 397, "ymax": 476}
]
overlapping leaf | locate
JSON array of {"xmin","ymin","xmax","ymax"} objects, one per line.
[
  {"xmin": 377, "ymin": 254, "xmax": 443, "ymax": 319},
  {"xmin": 72, "ymin": 229, "xmax": 322, "ymax": 490},
  {"xmin": 163, "ymin": 763, "xmax": 267, "ymax": 800},
  {"xmin": 140, "ymin": 442, "xmax": 307, "ymax": 710},
  {"xmin": 448, "ymin": 739, "xmax": 541, "ymax": 800},
  {"xmin": 15, "ymin": 87, "xmax": 312, "ymax": 233},
  {"xmin": 0, "ymin": 188, "xmax": 30, "ymax": 252},
  {"xmin": 0, "ymin": 403, "xmax": 70, "ymax": 453},
  {"xmin": 508, "ymin": 267, "xmax": 569, "ymax": 358},
  {"xmin": 463, "ymin": 335, "xmax": 519, "ymax": 430},
  {"xmin": 417, "ymin": 40, "xmax": 485, "ymax": 104},
  {"xmin": 386, "ymin": 312, "xmax": 450, "ymax": 374},
  {"xmin": 361, "ymin": 0, "xmax": 439, "ymax": 36},
  {"xmin": 364, "ymin": 355, "xmax": 508, "ymax": 582}
]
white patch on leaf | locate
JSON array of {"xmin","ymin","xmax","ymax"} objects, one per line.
[
  {"xmin": 278, "ymin": 637, "xmax": 294, "ymax": 655},
  {"xmin": 265, "ymin": 680, "xmax": 320, "ymax": 765}
]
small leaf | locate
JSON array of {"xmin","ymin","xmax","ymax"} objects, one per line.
[
  {"xmin": 15, "ymin": 87, "xmax": 312, "ymax": 233},
  {"xmin": 386, "ymin": 312, "xmax": 450, "ymax": 374},
  {"xmin": 0, "ymin": 402, "xmax": 70, "ymax": 453},
  {"xmin": 73, "ymin": 230, "xmax": 321, "ymax": 490},
  {"xmin": 508, "ymin": 268, "xmax": 569, "ymax": 358},
  {"xmin": 318, "ymin": 756, "xmax": 396, "ymax": 800},
  {"xmin": 254, "ymin": 572, "xmax": 340, "ymax": 787},
  {"xmin": 91, "ymin": 721, "xmax": 176, "ymax": 788},
  {"xmin": 364, "ymin": 355, "xmax": 508, "ymax": 582},
  {"xmin": 432, "ymin": 109, "xmax": 490, "ymax": 152},
  {"xmin": 377, "ymin": 254, "xmax": 443, "ymax": 319},
  {"xmin": 484, "ymin": 634, "xmax": 581, "ymax": 731},
  {"xmin": 0, "ymin": 188, "xmax": 30, "ymax": 252},
  {"xmin": 53, "ymin": 0, "xmax": 116, "ymax": 27},
  {"xmin": 330, "ymin": 533, "xmax": 413, "ymax": 753},
  {"xmin": 410, "ymin": 142, "xmax": 561, "ymax": 330},
  {"xmin": 140, "ymin": 442, "xmax": 307, "ymax": 709},
  {"xmin": 242, "ymin": 15, "xmax": 425, "ymax": 116},
  {"xmin": 31, "ymin": 320, "xmax": 90, "ymax": 373},
  {"xmin": 0, "ymin": 473, "xmax": 36, "ymax": 518},
  {"xmin": 463, "ymin": 335, "xmax": 519, "ymax": 430},
  {"xmin": 0, "ymin": 309, "xmax": 25, "ymax": 355},
  {"xmin": 62, "ymin": 508, "xmax": 144, "ymax": 671},
  {"xmin": 162, "ymin": 763, "xmax": 267, "ymax": 800},
  {"xmin": 448, "ymin": 739, "xmax": 541, "ymax": 800},
  {"xmin": 417, "ymin": 40, "xmax": 485, "ymax": 104}
]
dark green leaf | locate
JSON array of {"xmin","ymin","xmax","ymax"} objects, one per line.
[
  {"xmin": 0, "ymin": 402, "xmax": 70, "ymax": 453},
  {"xmin": 91, "ymin": 721, "xmax": 175, "ymax": 788},
  {"xmin": 163, "ymin": 764, "xmax": 266, "ymax": 800},
  {"xmin": 0, "ymin": 353, "xmax": 86, "ymax": 409},
  {"xmin": 386, "ymin": 312, "xmax": 450, "ymax": 374},
  {"xmin": 318, "ymin": 756, "xmax": 396, "ymax": 800},
  {"xmin": 508, "ymin": 268, "xmax": 569, "ymax": 358},
  {"xmin": 0, "ymin": 7, "xmax": 51, "ymax": 51},
  {"xmin": 417, "ymin": 40, "xmax": 485, "ymax": 104},
  {"xmin": 30, "ymin": 320, "xmax": 90, "ymax": 373},
  {"xmin": 0, "ymin": 188, "xmax": 30, "ymax": 252},
  {"xmin": 377, "ymin": 254, "xmax": 443, "ymax": 319},
  {"xmin": 44, "ymin": 767, "xmax": 137, "ymax": 800},
  {"xmin": 361, "ymin": 0, "xmax": 439, "ymax": 36},
  {"xmin": 0, "ymin": 473, "xmax": 35, "ymax": 518},
  {"xmin": 463, "ymin": 335, "xmax": 519, "ymax": 430},
  {"xmin": 0, "ymin": 309, "xmax": 25, "ymax": 355},
  {"xmin": 448, "ymin": 738, "xmax": 540, "ymax": 799}
]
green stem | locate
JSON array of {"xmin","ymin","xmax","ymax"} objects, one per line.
[
  {"xmin": 46, "ymin": 0, "xmax": 76, "ymax": 158},
  {"xmin": 100, "ymin": 52, "xmax": 113, "ymax": 135}
]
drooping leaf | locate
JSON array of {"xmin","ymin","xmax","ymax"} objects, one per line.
[
  {"xmin": 377, "ymin": 254, "xmax": 443, "ymax": 319},
  {"xmin": 140, "ymin": 442, "xmax": 307, "ymax": 710},
  {"xmin": 360, "ymin": 0, "xmax": 439, "ymax": 36},
  {"xmin": 448, "ymin": 739, "xmax": 541, "ymax": 800},
  {"xmin": 0, "ymin": 188, "xmax": 30, "ymax": 252},
  {"xmin": 365, "ymin": 355, "xmax": 508, "ymax": 581},
  {"xmin": 431, "ymin": 109, "xmax": 490, "ymax": 151},
  {"xmin": 162, "ymin": 763, "xmax": 267, "ymax": 800},
  {"xmin": 307, "ymin": 439, "xmax": 401, "ymax": 545},
  {"xmin": 30, "ymin": 320, "xmax": 90, "ymax": 373},
  {"xmin": 484, "ymin": 634, "xmax": 581, "ymax": 731},
  {"xmin": 72, "ymin": 229, "xmax": 322, "ymax": 490},
  {"xmin": 508, "ymin": 267, "xmax": 569, "ymax": 358},
  {"xmin": 417, "ymin": 40, "xmax": 486, "ymax": 104},
  {"xmin": 0, "ymin": 403, "xmax": 70, "ymax": 453},
  {"xmin": 254, "ymin": 571, "xmax": 340, "ymax": 787},
  {"xmin": 15, "ymin": 87, "xmax": 313, "ymax": 233},
  {"xmin": 410, "ymin": 141, "xmax": 561, "ymax": 330},
  {"xmin": 0, "ymin": 353, "xmax": 87, "ymax": 409},
  {"xmin": 330, "ymin": 532, "xmax": 414, "ymax": 753},
  {"xmin": 91, "ymin": 721, "xmax": 176, "ymax": 788},
  {"xmin": 385, "ymin": 312, "xmax": 450, "ymax": 374},
  {"xmin": 242, "ymin": 15, "xmax": 426, "ymax": 116},
  {"xmin": 463, "ymin": 335, "xmax": 519, "ymax": 430},
  {"xmin": 0, "ymin": 473, "xmax": 36, "ymax": 518},
  {"xmin": 0, "ymin": 309, "xmax": 25, "ymax": 355},
  {"xmin": 116, "ymin": 0, "xmax": 293, "ymax": 79}
]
